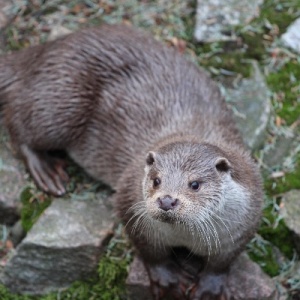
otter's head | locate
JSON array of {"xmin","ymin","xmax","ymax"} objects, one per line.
[{"xmin": 142, "ymin": 141, "xmax": 245, "ymax": 225}]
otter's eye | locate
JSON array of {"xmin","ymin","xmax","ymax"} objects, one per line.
[
  {"xmin": 189, "ymin": 181, "xmax": 200, "ymax": 191},
  {"xmin": 153, "ymin": 178, "xmax": 161, "ymax": 188}
]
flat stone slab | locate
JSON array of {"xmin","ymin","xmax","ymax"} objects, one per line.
[
  {"xmin": 194, "ymin": 0, "xmax": 264, "ymax": 42},
  {"xmin": 126, "ymin": 253, "xmax": 278, "ymax": 300},
  {"xmin": 0, "ymin": 127, "xmax": 25, "ymax": 225},
  {"xmin": 281, "ymin": 18, "xmax": 300, "ymax": 54},
  {"xmin": 226, "ymin": 60, "xmax": 271, "ymax": 150},
  {"xmin": 1, "ymin": 194, "xmax": 114, "ymax": 295}
]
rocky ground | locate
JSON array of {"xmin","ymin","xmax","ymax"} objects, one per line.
[{"xmin": 0, "ymin": 0, "xmax": 300, "ymax": 299}]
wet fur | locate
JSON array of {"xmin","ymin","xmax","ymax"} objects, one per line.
[{"xmin": 0, "ymin": 25, "xmax": 263, "ymax": 280}]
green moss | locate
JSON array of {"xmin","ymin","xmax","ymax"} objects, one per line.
[
  {"xmin": 0, "ymin": 285, "xmax": 34, "ymax": 300},
  {"xmin": 239, "ymin": 32, "xmax": 266, "ymax": 61},
  {"xmin": 259, "ymin": 206, "xmax": 295, "ymax": 259},
  {"xmin": 4, "ymin": 27, "xmax": 26, "ymax": 51},
  {"xmin": 20, "ymin": 187, "xmax": 52, "ymax": 232},
  {"xmin": 259, "ymin": 0, "xmax": 300, "ymax": 34},
  {"xmin": 247, "ymin": 239, "xmax": 280, "ymax": 276},
  {"xmin": 200, "ymin": 52, "xmax": 252, "ymax": 77},
  {"xmin": 265, "ymin": 158, "xmax": 300, "ymax": 195},
  {"xmin": 248, "ymin": 198, "xmax": 295, "ymax": 276},
  {"xmin": 267, "ymin": 61, "xmax": 300, "ymax": 126}
]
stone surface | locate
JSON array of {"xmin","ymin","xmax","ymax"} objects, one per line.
[
  {"xmin": 126, "ymin": 256, "xmax": 152, "ymax": 300},
  {"xmin": 263, "ymin": 129, "xmax": 295, "ymax": 169},
  {"xmin": 48, "ymin": 25, "xmax": 72, "ymax": 41},
  {"xmin": 194, "ymin": 0, "xmax": 264, "ymax": 42},
  {"xmin": 1, "ymin": 194, "xmax": 114, "ymax": 295},
  {"xmin": 281, "ymin": 18, "xmax": 300, "ymax": 54},
  {"xmin": 226, "ymin": 60, "xmax": 271, "ymax": 150},
  {"xmin": 280, "ymin": 190, "xmax": 300, "ymax": 253},
  {"xmin": 0, "ymin": 0, "xmax": 12, "ymax": 29},
  {"xmin": 9, "ymin": 220, "xmax": 26, "ymax": 247},
  {"xmin": 228, "ymin": 253, "xmax": 278, "ymax": 300},
  {"xmin": 0, "ymin": 127, "xmax": 25, "ymax": 225},
  {"xmin": 126, "ymin": 253, "xmax": 278, "ymax": 300}
]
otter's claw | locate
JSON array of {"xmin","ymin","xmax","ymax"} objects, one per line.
[
  {"xmin": 20, "ymin": 144, "xmax": 69, "ymax": 196},
  {"xmin": 147, "ymin": 261, "xmax": 194, "ymax": 300}
]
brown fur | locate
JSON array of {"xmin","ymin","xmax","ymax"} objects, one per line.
[{"xmin": 0, "ymin": 24, "xmax": 263, "ymax": 296}]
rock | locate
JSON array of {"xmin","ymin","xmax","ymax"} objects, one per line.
[
  {"xmin": 263, "ymin": 130, "xmax": 295, "ymax": 169},
  {"xmin": 225, "ymin": 60, "xmax": 271, "ymax": 151},
  {"xmin": 48, "ymin": 25, "xmax": 72, "ymax": 41},
  {"xmin": 281, "ymin": 18, "xmax": 300, "ymax": 54},
  {"xmin": 1, "ymin": 194, "xmax": 114, "ymax": 295},
  {"xmin": 0, "ymin": 0, "xmax": 12, "ymax": 29},
  {"xmin": 194, "ymin": 0, "xmax": 264, "ymax": 42},
  {"xmin": 0, "ymin": 127, "xmax": 25, "ymax": 225},
  {"xmin": 228, "ymin": 253, "xmax": 278, "ymax": 300},
  {"xmin": 280, "ymin": 190, "xmax": 300, "ymax": 253},
  {"xmin": 9, "ymin": 220, "xmax": 26, "ymax": 247},
  {"xmin": 126, "ymin": 256, "xmax": 152, "ymax": 300},
  {"xmin": 126, "ymin": 253, "xmax": 278, "ymax": 300}
]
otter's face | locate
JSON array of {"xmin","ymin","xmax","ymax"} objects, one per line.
[{"xmin": 142, "ymin": 142, "xmax": 232, "ymax": 225}]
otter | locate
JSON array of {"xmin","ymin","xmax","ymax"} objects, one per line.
[{"xmin": 0, "ymin": 25, "xmax": 263, "ymax": 299}]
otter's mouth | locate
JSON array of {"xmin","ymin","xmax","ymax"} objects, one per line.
[{"xmin": 150, "ymin": 211, "xmax": 178, "ymax": 224}]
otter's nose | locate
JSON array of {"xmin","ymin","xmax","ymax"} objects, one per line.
[{"xmin": 157, "ymin": 195, "xmax": 179, "ymax": 211}]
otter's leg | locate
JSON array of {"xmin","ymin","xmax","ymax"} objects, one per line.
[
  {"xmin": 146, "ymin": 260, "xmax": 194, "ymax": 300},
  {"xmin": 189, "ymin": 271, "xmax": 230, "ymax": 300},
  {"xmin": 20, "ymin": 144, "xmax": 69, "ymax": 196}
]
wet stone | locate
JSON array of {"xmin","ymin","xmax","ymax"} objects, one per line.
[
  {"xmin": 194, "ymin": 0, "xmax": 264, "ymax": 42},
  {"xmin": 0, "ymin": 127, "xmax": 25, "ymax": 225},
  {"xmin": 1, "ymin": 194, "xmax": 114, "ymax": 295},
  {"xmin": 225, "ymin": 60, "xmax": 271, "ymax": 151}
]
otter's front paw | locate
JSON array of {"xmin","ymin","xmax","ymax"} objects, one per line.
[
  {"xmin": 147, "ymin": 261, "xmax": 194, "ymax": 300},
  {"xmin": 189, "ymin": 272, "xmax": 231, "ymax": 300}
]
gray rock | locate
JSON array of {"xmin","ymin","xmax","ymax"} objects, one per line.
[
  {"xmin": 0, "ymin": 0, "xmax": 12, "ymax": 29},
  {"xmin": 48, "ymin": 25, "xmax": 72, "ymax": 41},
  {"xmin": 126, "ymin": 253, "xmax": 278, "ymax": 300},
  {"xmin": 9, "ymin": 220, "xmax": 26, "ymax": 247},
  {"xmin": 126, "ymin": 256, "xmax": 152, "ymax": 300},
  {"xmin": 263, "ymin": 130, "xmax": 295, "ymax": 169},
  {"xmin": 226, "ymin": 60, "xmax": 271, "ymax": 150},
  {"xmin": 194, "ymin": 0, "xmax": 264, "ymax": 42},
  {"xmin": 281, "ymin": 18, "xmax": 300, "ymax": 54},
  {"xmin": 228, "ymin": 253, "xmax": 278, "ymax": 300},
  {"xmin": 280, "ymin": 190, "xmax": 300, "ymax": 253},
  {"xmin": 1, "ymin": 194, "xmax": 114, "ymax": 295},
  {"xmin": 0, "ymin": 127, "xmax": 25, "ymax": 225}
]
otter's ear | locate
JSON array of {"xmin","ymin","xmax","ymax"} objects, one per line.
[
  {"xmin": 146, "ymin": 151, "xmax": 156, "ymax": 166},
  {"xmin": 215, "ymin": 157, "xmax": 231, "ymax": 173}
]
